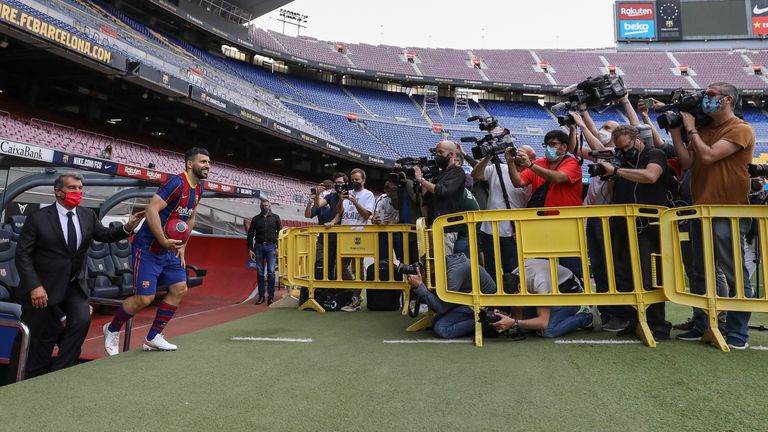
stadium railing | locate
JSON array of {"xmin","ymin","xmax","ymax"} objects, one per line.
[
  {"xmin": 428, "ymin": 205, "xmax": 668, "ymax": 347},
  {"xmin": 657, "ymin": 205, "xmax": 768, "ymax": 352},
  {"xmin": 285, "ymin": 224, "xmax": 417, "ymax": 314}
]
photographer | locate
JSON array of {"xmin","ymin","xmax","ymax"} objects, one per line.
[
  {"xmin": 505, "ymin": 130, "xmax": 583, "ymax": 278},
  {"xmin": 312, "ymin": 174, "xmax": 347, "ymax": 280},
  {"xmin": 406, "ymin": 254, "xmax": 496, "ymax": 339},
  {"xmin": 670, "ymin": 82, "xmax": 755, "ymax": 349},
  {"xmin": 304, "ymin": 179, "xmax": 336, "ymax": 223},
  {"xmin": 490, "ymin": 259, "xmax": 596, "ymax": 338},
  {"xmin": 416, "ymin": 141, "xmax": 470, "ymax": 256},
  {"xmin": 597, "ymin": 125, "xmax": 671, "ymax": 339},
  {"xmin": 337, "ymin": 168, "xmax": 375, "ymax": 312},
  {"xmin": 458, "ymin": 144, "xmax": 489, "ymax": 210},
  {"xmin": 470, "ymin": 146, "xmax": 535, "ymax": 280}
]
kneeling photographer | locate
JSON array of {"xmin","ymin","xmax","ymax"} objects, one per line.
[
  {"xmin": 416, "ymin": 140, "xmax": 471, "ymax": 257},
  {"xmin": 405, "ymin": 254, "xmax": 496, "ymax": 339},
  {"xmin": 489, "ymin": 259, "xmax": 596, "ymax": 338},
  {"xmin": 594, "ymin": 125, "xmax": 671, "ymax": 339}
]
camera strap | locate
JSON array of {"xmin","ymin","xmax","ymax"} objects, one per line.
[{"xmin": 491, "ymin": 155, "xmax": 513, "ymax": 210}]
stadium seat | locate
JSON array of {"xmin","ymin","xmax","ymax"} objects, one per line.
[
  {"xmin": 85, "ymin": 241, "xmax": 120, "ymax": 299},
  {"xmin": 3, "ymin": 215, "xmax": 26, "ymax": 242},
  {"xmin": 0, "ymin": 229, "xmax": 19, "ymax": 302},
  {"xmin": 108, "ymin": 223, "xmax": 134, "ymax": 296},
  {"xmin": 0, "ymin": 301, "xmax": 29, "ymax": 383}
]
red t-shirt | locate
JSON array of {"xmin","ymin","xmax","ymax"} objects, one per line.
[{"xmin": 520, "ymin": 156, "xmax": 583, "ymax": 207}]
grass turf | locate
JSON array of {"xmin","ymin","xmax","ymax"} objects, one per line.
[{"xmin": 1, "ymin": 304, "xmax": 767, "ymax": 431}]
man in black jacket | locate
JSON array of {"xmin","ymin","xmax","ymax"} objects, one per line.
[
  {"xmin": 415, "ymin": 141, "xmax": 468, "ymax": 256},
  {"xmin": 247, "ymin": 199, "xmax": 282, "ymax": 305},
  {"xmin": 14, "ymin": 173, "xmax": 144, "ymax": 377}
]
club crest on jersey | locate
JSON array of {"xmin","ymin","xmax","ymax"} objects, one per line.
[
  {"xmin": 175, "ymin": 206, "xmax": 194, "ymax": 217},
  {"xmin": 142, "ymin": 280, "xmax": 150, "ymax": 288}
]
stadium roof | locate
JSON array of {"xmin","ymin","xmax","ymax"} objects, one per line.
[{"xmin": 227, "ymin": 0, "xmax": 292, "ymax": 19}]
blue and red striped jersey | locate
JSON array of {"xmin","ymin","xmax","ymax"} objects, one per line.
[{"xmin": 133, "ymin": 172, "xmax": 203, "ymax": 252}]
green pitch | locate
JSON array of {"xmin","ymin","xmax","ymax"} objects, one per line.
[{"xmin": 1, "ymin": 304, "xmax": 767, "ymax": 431}]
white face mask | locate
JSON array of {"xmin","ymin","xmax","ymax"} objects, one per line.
[{"xmin": 598, "ymin": 129, "xmax": 612, "ymax": 145}]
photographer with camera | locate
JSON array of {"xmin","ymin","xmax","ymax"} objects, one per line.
[
  {"xmin": 594, "ymin": 125, "xmax": 672, "ymax": 339},
  {"xmin": 505, "ymin": 130, "xmax": 584, "ymax": 278},
  {"xmin": 489, "ymin": 259, "xmax": 597, "ymax": 338},
  {"xmin": 310, "ymin": 174, "xmax": 348, "ymax": 280},
  {"xmin": 470, "ymin": 146, "xmax": 535, "ymax": 280},
  {"xmin": 416, "ymin": 141, "xmax": 471, "ymax": 257},
  {"xmin": 305, "ymin": 179, "xmax": 337, "ymax": 223},
  {"xmin": 669, "ymin": 82, "xmax": 755, "ymax": 349},
  {"xmin": 405, "ymin": 254, "xmax": 497, "ymax": 339}
]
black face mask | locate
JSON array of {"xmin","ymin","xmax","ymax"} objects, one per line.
[
  {"xmin": 434, "ymin": 155, "xmax": 449, "ymax": 169},
  {"xmin": 351, "ymin": 181, "xmax": 363, "ymax": 191},
  {"xmin": 616, "ymin": 147, "xmax": 639, "ymax": 165}
]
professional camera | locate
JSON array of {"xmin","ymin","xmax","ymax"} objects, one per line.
[
  {"xmin": 396, "ymin": 261, "xmax": 424, "ymax": 278},
  {"xmin": 552, "ymin": 74, "xmax": 627, "ymax": 112},
  {"xmin": 466, "ymin": 115, "xmax": 499, "ymax": 132},
  {"xmin": 393, "ymin": 156, "xmax": 440, "ymax": 181},
  {"xmin": 461, "ymin": 124, "xmax": 517, "ymax": 160},
  {"xmin": 655, "ymin": 89, "xmax": 710, "ymax": 131},
  {"xmin": 334, "ymin": 183, "xmax": 350, "ymax": 194},
  {"xmin": 557, "ymin": 113, "xmax": 576, "ymax": 127},
  {"xmin": 748, "ymin": 163, "xmax": 768, "ymax": 178},
  {"xmin": 587, "ymin": 150, "xmax": 621, "ymax": 178},
  {"xmin": 477, "ymin": 308, "xmax": 505, "ymax": 325}
]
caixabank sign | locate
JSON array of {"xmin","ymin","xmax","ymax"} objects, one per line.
[{"xmin": 618, "ymin": 2, "xmax": 656, "ymax": 39}]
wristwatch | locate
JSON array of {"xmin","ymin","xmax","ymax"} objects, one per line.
[
  {"xmin": 528, "ymin": 161, "xmax": 535, "ymax": 169},
  {"xmin": 614, "ymin": 167, "xmax": 620, "ymax": 177},
  {"xmin": 512, "ymin": 319, "xmax": 520, "ymax": 331}
]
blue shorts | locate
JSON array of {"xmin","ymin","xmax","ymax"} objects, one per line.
[{"xmin": 133, "ymin": 246, "xmax": 187, "ymax": 296}]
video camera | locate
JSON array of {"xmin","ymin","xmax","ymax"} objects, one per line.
[
  {"xmin": 749, "ymin": 163, "xmax": 768, "ymax": 178},
  {"xmin": 392, "ymin": 156, "xmax": 439, "ymax": 182},
  {"xmin": 462, "ymin": 117, "xmax": 517, "ymax": 160},
  {"xmin": 587, "ymin": 149, "xmax": 621, "ymax": 178},
  {"xmin": 655, "ymin": 88, "xmax": 711, "ymax": 131},
  {"xmin": 551, "ymin": 74, "xmax": 628, "ymax": 113}
]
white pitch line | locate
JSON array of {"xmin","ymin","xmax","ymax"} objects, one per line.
[
  {"xmin": 383, "ymin": 339, "xmax": 473, "ymax": 344},
  {"xmin": 749, "ymin": 345, "xmax": 768, "ymax": 351},
  {"xmin": 555, "ymin": 339, "xmax": 642, "ymax": 345},
  {"xmin": 231, "ymin": 337, "xmax": 313, "ymax": 343}
]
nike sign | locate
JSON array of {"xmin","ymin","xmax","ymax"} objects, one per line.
[{"xmin": 755, "ymin": 5, "xmax": 768, "ymax": 15}]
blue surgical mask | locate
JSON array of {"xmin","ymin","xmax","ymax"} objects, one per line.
[
  {"xmin": 701, "ymin": 96, "xmax": 720, "ymax": 114},
  {"xmin": 545, "ymin": 146, "xmax": 559, "ymax": 162}
]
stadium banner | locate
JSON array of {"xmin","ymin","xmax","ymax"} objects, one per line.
[
  {"xmin": 752, "ymin": 0, "xmax": 768, "ymax": 35},
  {"xmin": 617, "ymin": 2, "xmax": 656, "ymax": 39},
  {"xmin": 117, "ymin": 164, "xmax": 168, "ymax": 183},
  {"xmin": 0, "ymin": 139, "xmax": 54, "ymax": 162},
  {"xmin": 54, "ymin": 152, "xmax": 118, "ymax": 175},
  {"xmin": 656, "ymin": 0, "xmax": 683, "ymax": 41},
  {"xmin": 129, "ymin": 63, "xmax": 189, "ymax": 95},
  {"xmin": 189, "ymin": 86, "xmax": 229, "ymax": 112},
  {"xmin": 0, "ymin": 0, "xmax": 125, "ymax": 70}
]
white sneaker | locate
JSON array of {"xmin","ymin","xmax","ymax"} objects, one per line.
[
  {"xmin": 143, "ymin": 333, "xmax": 178, "ymax": 351},
  {"xmin": 341, "ymin": 296, "xmax": 363, "ymax": 312},
  {"xmin": 103, "ymin": 323, "xmax": 121, "ymax": 357}
]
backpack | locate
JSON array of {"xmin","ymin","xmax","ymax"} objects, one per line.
[
  {"xmin": 365, "ymin": 261, "xmax": 402, "ymax": 311},
  {"xmin": 299, "ymin": 288, "xmax": 353, "ymax": 312}
]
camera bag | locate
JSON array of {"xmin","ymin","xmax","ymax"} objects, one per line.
[{"xmin": 365, "ymin": 261, "xmax": 402, "ymax": 311}]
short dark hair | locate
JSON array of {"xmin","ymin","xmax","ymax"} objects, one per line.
[
  {"xmin": 260, "ymin": 198, "xmax": 270, "ymax": 205},
  {"xmin": 333, "ymin": 172, "xmax": 348, "ymax": 183},
  {"xmin": 321, "ymin": 179, "xmax": 334, "ymax": 189},
  {"xmin": 611, "ymin": 124, "xmax": 640, "ymax": 143},
  {"xmin": 54, "ymin": 173, "xmax": 83, "ymax": 190},
  {"xmin": 544, "ymin": 130, "xmax": 569, "ymax": 146},
  {"xmin": 185, "ymin": 147, "xmax": 209, "ymax": 163}
]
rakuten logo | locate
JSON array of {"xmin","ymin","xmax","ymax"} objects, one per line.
[{"xmin": 619, "ymin": 3, "xmax": 654, "ymax": 20}]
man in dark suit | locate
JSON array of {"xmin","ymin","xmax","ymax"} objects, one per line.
[{"xmin": 14, "ymin": 173, "xmax": 144, "ymax": 377}]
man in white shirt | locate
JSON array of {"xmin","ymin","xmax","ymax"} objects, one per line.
[
  {"xmin": 337, "ymin": 168, "xmax": 375, "ymax": 311},
  {"xmin": 470, "ymin": 145, "xmax": 535, "ymax": 280}
]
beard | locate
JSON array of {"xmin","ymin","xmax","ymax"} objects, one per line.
[{"xmin": 193, "ymin": 166, "xmax": 209, "ymax": 179}]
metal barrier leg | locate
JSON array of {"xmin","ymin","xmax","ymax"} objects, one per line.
[
  {"xmin": 636, "ymin": 320, "xmax": 657, "ymax": 348},
  {"xmin": 401, "ymin": 288, "xmax": 411, "ymax": 316},
  {"xmin": 298, "ymin": 299, "xmax": 325, "ymax": 313},
  {"xmin": 473, "ymin": 307, "xmax": 483, "ymax": 347},
  {"xmin": 703, "ymin": 309, "xmax": 729, "ymax": 352},
  {"xmin": 406, "ymin": 313, "xmax": 433, "ymax": 332}
]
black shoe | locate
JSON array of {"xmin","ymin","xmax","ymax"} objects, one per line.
[
  {"xmin": 672, "ymin": 318, "xmax": 695, "ymax": 331},
  {"xmin": 602, "ymin": 317, "xmax": 629, "ymax": 332},
  {"xmin": 652, "ymin": 331, "xmax": 671, "ymax": 341},
  {"xmin": 267, "ymin": 297, "xmax": 274, "ymax": 305},
  {"xmin": 616, "ymin": 326, "xmax": 637, "ymax": 338},
  {"xmin": 255, "ymin": 295, "xmax": 265, "ymax": 305}
]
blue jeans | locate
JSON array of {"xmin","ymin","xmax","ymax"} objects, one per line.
[
  {"xmin": 690, "ymin": 218, "xmax": 753, "ymax": 344},
  {"xmin": 540, "ymin": 306, "xmax": 592, "ymax": 338},
  {"xmin": 412, "ymin": 253, "xmax": 496, "ymax": 339},
  {"xmin": 479, "ymin": 231, "xmax": 518, "ymax": 282},
  {"xmin": 254, "ymin": 243, "xmax": 277, "ymax": 297}
]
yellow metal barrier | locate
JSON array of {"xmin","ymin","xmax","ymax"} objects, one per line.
[
  {"xmin": 285, "ymin": 224, "xmax": 417, "ymax": 313},
  {"xmin": 431, "ymin": 205, "xmax": 668, "ymax": 347},
  {"xmin": 277, "ymin": 228, "xmax": 290, "ymax": 288},
  {"xmin": 658, "ymin": 205, "xmax": 768, "ymax": 352}
]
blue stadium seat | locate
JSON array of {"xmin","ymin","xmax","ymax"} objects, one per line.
[{"xmin": 0, "ymin": 301, "xmax": 30, "ymax": 383}]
